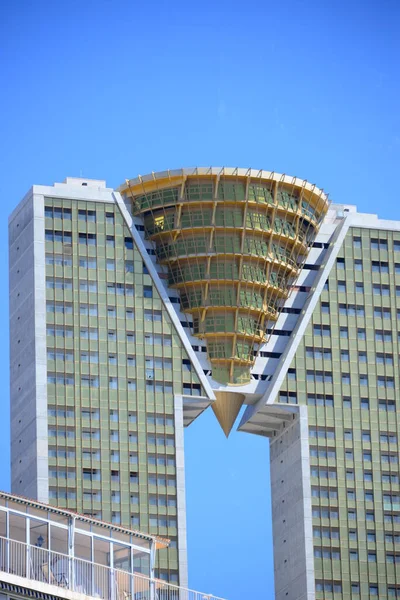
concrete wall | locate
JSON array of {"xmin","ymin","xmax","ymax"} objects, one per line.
[
  {"xmin": 270, "ymin": 407, "xmax": 314, "ymax": 600},
  {"xmin": 9, "ymin": 192, "xmax": 48, "ymax": 501}
]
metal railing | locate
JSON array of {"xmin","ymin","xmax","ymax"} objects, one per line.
[{"xmin": 0, "ymin": 537, "xmax": 225, "ymax": 600}]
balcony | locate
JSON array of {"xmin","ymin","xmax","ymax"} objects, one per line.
[
  {"xmin": 0, "ymin": 536, "xmax": 224, "ymax": 600},
  {"xmin": 0, "ymin": 491, "xmax": 225, "ymax": 600}
]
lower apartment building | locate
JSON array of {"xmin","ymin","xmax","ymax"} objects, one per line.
[{"xmin": 8, "ymin": 168, "xmax": 400, "ymax": 599}]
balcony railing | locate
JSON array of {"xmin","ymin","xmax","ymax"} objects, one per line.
[{"xmin": 0, "ymin": 537, "xmax": 225, "ymax": 600}]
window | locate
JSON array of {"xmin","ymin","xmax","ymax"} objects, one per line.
[
  {"xmin": 374, "ymin": 306, "xmax": 391, "ymax": 319},
  {"xmin": 362, "ymin": 431, "xmax": 371, "ymax": 442},
  {"xmin": 355, "ymin": 282, "xmax": 364, "ymax": 293},
  {"xmin": 310, "ymin": 447, "xmax": 336, "ymax": 459},
  {"xmin": 108, "ymin": 330, "xmax": 117, "ymax": 341},
  {"xmin": 127, "ymin": 356, "xmax": 136, "ymax": 367},
  {"xmin": 354, "ymin": 259, "xmax": 363, "ymax": 271},
  {"xmin": 79, "ymin": 257, "xmax": 97, "ymax": 269},
  {"xmin": 363, "ymin": 452, "xmax": 372, "ymax": 462},
  {"xmin": 353, "ymin": 236, "xmax": 362, "ymax": 248},
  {"xmin": 313, "ymin": 325, "xmax": 331, "ymax": 337},
  {"xmin": 340, "ymin": 327, "xmax": 348, "ymax": 339},
  {"xmin": 337, "ymin": 258, "xmax": 345, "ymax": 269},
  {"xmin": 344, "ymin": 430, "xmax": 353, "ymax": 441},
  {"xmin": 307, "ymin": 394, "xmax": 334, "ymax": 407},
  {"xmin": 81, "ymin": 409, "xmax": 99, "ymax": 420},
  {"xmin": 109, "ymin": 377, "xmax": 118, "ymax": 389},
  {"xmin": 288, "ymin": 369, "xmax": 296, "ymax": 380},
  {"xmin": 373, "ymin": 283, "xmax": 390, "ymax": 296},
  {"xmin": 369, "ymin": 586, "xmax": 379, "ymax": 596},
  {"xmin": 280, "ymin": 392, "xmax": 298, "ymax": 404},
  {"xmin": 46, "ymin": 278, "xmax": 73, "ymax": 290},
  {"xmin": 366, "ymin": 512, "xmax": 375, "ymax": 522},
  {"xmin": 378, "ymin": 400, "xmax": 396, "ymax": 412},
  {"xmin": 106, "ymin": 212, "xmax": 114, "ymax": 224},
  {"xmin": 341, "ymin": 350, "xmax": 349, "ymax": 361},
  {"xmin": 307, "ymin": 370, "xmax": 333, "ymax": 383},
  {"xmin": 394, "ymin": 240, "xmax": 400, "ymax": 251},
  {"xmin": 338, "ymin": 280, "xmax": 346, "ymax": 293},
  {"xmin": 382, "ymin": 454, "xmax": 399, "ymax": 464},
  {"xmin": 45, "ymin": 230, "xmax": 72, "ymax": 244},
  {"xmin": 372, "ymin": 260, "xmax": 389, "ymax": 273},
  {"xmin": 48, "ymin": 349, "xmax": 74, "ymax": 362},
  {"xmin": 78, "ymin": 232, "xmax": 96, "ymax": 245},
  {"xmin": 351, "ymin": 584, "xmax": 360, "ymax": 594},
  {"xmin": 339, "ymin": 303, "xmax": 365, "ymax": 317},
  {"xmin": 79, "ymin": 281, "xmax": 97, "ymax": 292},
  {"xmin": 78, "ymin": 209, "xmax": 96, "ymax": 222},
  {"xmin": 83, "ymin": 469, "xmax": 100, "ymax": 481},
  {"xmin": 309, "ymin": 427, "xmax": 335, "ymax": 440},
  {"xmin": 375, "ymin": 329, "xmax": 392, "ymax": 342},
  {"xmin": 45, "ymin": 206, "xmax": 72, "ymax": 219},
  {"xmin": 81, "ymin": 376, "xmax": 99, "ymax": 388},
  {"xmin": 311, "ymin": 487, "xmax": 338, "ymax": 500},
  {"xmin": 371, "ymin": 238, "xmax": 387, "ymax": 250},
  {"xmin": 360, "ymin": 374, "xmax": 368, "ymax": 386},
  {"xmin": 143, "ymin": 286, "xmax": 153, "ymax": 298},
  {"xmin": 111, "ymin": 470, "xmax": 119, "ymax": 482},
  {"xmin": 79, "ymin": 304, "xmax": 98, "ymax": 316},
  {"xmin": 80, "ymin": 328, "xmax": 98, "ymax": 340},
  {"xmin": 349, "ymin": 530, "xmax": 357, "ymax": 541},
  {"xmin": 125, "ymin": 260, "xmax": 134, "ymax": 273},
  {"xmin": 364, "ymin": 472, "xmax": 373, "ymax": 482},
  {"xmin": 145, "ymin": 309, "xmax": 162, "ymax": 322},
  {"xmin": 108, "ymin": 354, "xmax": 117, "ymax": 365},
  {"xmin": 106, "ymin": 259, "xmax": 115, "ymax": 271},
  {"xmin": 47, "ymin": 326, "xmax": 73, "ymax": 338},
  {"xmin": 378, "ymin": 376, "xmax": 395, "ymax": 388},
  {"xmin": 357, "ymin": 328, "xmax": 366, "ymax": 340},
  {"xmin": 365, "ymin": 492, "xmax": 374, "ymax": 502},
  {"xmin": 368, "ymin": 552, "xmax": 376, "ymax": 562},
  {"xmin": 321, "ymin": 302, "xmax": 330, "ymax": 314},
  {"xmin": 342, "ymin": 373, "xmax": 350, "ymax": 385},
  {"xmin": 110, "ymin": 451, "xmax": 119, "ymax": 463},
  {"xmin": 106, "ymin": 235, "xmax": 115, "ymax": 247},
  {"xmin": 125, "ymin": 237, "xmax": 133, "ymax": 250},
  {"xmin": 343, "ymin": 397, "xmax": 351, "ymax": 408},
  {"xmin": 358, "ymin": 351, "xmax": 367, "ymax": 362}
]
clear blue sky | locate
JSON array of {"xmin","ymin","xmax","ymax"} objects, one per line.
[{"xmin": 1, "ymin": 1, "xmax": 400, "ymax": 598}]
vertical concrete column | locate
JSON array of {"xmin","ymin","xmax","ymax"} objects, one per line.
[
  {"xmin": 174, "ymin": 394, "xmax": 188, "ymax": 589},
  {"xmin": 270, "ymin": 406, "xmax": 315, "ymax": 600}
]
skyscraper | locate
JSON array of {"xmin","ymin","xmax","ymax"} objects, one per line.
[{"xmin": 9, "ymin": 168, "xmax": 400, "ymax": 599}]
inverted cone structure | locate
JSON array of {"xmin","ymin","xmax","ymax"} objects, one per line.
[
  {"xmin": 211, "ymin": 392, "xmax": 245, "ymax": 437},
  {"xmin": 123, "ymin": 168, "xmax": 329, "ymax": 385}
]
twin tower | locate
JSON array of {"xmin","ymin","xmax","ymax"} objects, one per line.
[{"xmin": 10, "ymin": 168, "xmax": 400, "ymax": 599}]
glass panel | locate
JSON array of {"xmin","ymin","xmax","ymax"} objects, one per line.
[
  {"xmin": 50, "ymin": 523, "xmax": 68, "ymax": 554},
  {"xmin": 30, "ymin": 518, "xmax": 48, "ymax": 549}
]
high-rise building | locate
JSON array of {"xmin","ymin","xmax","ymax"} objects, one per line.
[{"xmin": 9, "ymin": 168, "xmax": 400, "ymax": 599}]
